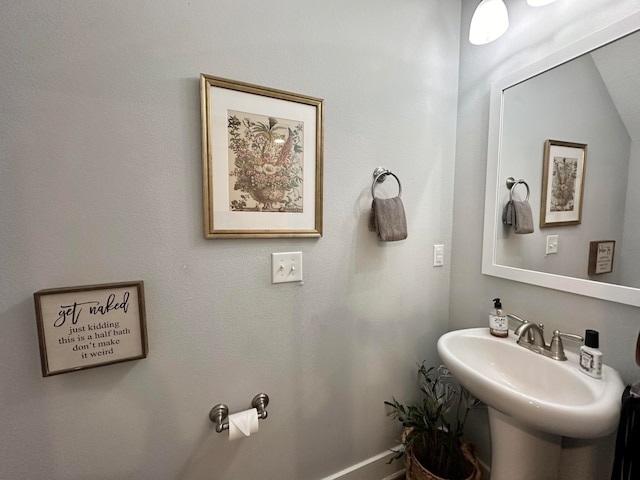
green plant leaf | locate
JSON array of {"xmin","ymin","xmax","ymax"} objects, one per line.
[{"xmin": 384, "ymin": 362, "xmax": 483, "ymax": 478}]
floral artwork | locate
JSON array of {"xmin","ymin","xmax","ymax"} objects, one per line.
[
  {"xmin": 540, "ymin": 139, "xmax": 586, "ymax": 228},
  {"xmin": 227, "ymin": 110, "xmax": 304, "ymax": 213},
  {"xmin": 201, "ymin": 74, "xmax": 323, "ymax": 238},
  {"xmin": 550, "ymin": 155, "xmax": 578, "ymax": 212}
]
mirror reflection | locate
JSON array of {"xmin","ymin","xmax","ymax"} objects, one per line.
[{"xmin": 495, "ymin": 29, "xmax": 640, "ymax": 289}]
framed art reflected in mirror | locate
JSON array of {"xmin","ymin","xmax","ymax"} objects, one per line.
[{"xmin": 540, "ymin": 140, "xmax": 587, "ymax": 228}]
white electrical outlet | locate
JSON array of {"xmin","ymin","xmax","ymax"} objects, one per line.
[
  {"xmin": 433, "ymin": 244, "xmax": 445, "ymax": 267},
  {"xmin": 271, "ymin": 252, "xmax": 303, "ymax": 284}
]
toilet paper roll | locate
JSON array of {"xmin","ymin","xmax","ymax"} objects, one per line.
[{"xmin": 228, "ymin": 408, "xmax": 259, "ymax": 441}]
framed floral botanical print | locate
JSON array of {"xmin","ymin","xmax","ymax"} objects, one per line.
[
  {"xmin": 540, "ymin": 139, "xmax": 587, "ymax": 228},
  {"xmin": 200, "ymin": 75, "xmax": 323, "ymax": 238}
]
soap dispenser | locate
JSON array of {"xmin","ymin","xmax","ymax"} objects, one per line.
[
  {"xmin": 489, "ymin": 298, "xmax": 508, "ymax": 338},
  {"xmin": 579, "ymin": 329, "xmax": 602, "ymax": 379}
]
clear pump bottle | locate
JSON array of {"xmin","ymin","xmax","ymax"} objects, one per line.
[{"xmin": 489, "ymin": 298, "xmax": 508, "ymax": 338}]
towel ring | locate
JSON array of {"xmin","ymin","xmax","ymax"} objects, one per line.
[
  {"xmin": 506, "ymin": 176, "xmax": 529, "ymax": 202},
  {"xmin": 371, "ymin": 167, "xmax": 402, "ymax": 198}
]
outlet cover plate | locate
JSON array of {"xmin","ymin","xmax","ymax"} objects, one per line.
[{"xmin": 433, "ymin": 244, "xmax": 445, "ymax": 267}]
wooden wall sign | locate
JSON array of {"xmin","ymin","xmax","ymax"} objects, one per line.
[
  {"xmin": 588, "ymin": 241, "xmax": 615, "ymax": 276},
  {"xmin": 34, "ymin": 281, "xmax": 148, "ymax": 377}
]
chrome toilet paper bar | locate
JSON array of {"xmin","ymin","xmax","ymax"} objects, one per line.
[{"xmin": 209, "ymin": 393, "xmax": 269, "ymax": 433}]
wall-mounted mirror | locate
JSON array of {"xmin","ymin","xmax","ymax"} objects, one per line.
[{"xmin": 482, "ymin": 13, "xmax": 640, "ymax": 307}]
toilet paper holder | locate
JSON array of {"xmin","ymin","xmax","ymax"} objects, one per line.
[{"xmin": 209, "ymin": 393, "xmax": 270, "ymax": 433}]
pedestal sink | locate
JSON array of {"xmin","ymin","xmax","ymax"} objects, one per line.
[{"xmin": 437, "ymin": 328, "xmax": 625, "ymax": 480}]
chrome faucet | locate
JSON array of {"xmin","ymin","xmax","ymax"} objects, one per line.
[
  {"xmin": 507, "ymin": 314, "xmax": 583, "ymax": 361},
  {"xmin": 506, "ymin": 314, "xmax": 539, "ymax": 344},
  {"xmin": 514, "ymin": 321, "xmax": 546, "ymax": 348}
]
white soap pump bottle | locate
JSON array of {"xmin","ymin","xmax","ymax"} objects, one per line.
[{"xmin": 579, "ymin": 329, "xmax": 603, "ymax": 379}]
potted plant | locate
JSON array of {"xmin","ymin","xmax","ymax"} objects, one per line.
[{"xmin": 385, "ymin": 363, "xmax": 482, "ymax": 480}]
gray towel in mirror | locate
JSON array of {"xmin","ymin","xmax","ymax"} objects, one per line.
[{"xmin": 502, "ymin": 200, "xmax": 534, "ymax": 234}]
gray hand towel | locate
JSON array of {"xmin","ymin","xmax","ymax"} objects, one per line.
[
  {"xmin": 502, "ymin": 200, "xmax": 534, "ymax": 234},
  {"xmin": 513, "ymin": 200, "xmax": 534, "ymax": 234},
  {"xmin": 502, "ymin": 201, "xmax": 515, "ymax": 226},
  {"xmin": 368, "ymin": 196, "xmax": 407, "ymax": 242}
]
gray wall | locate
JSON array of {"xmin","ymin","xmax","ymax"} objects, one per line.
[
  {"xmin": 453, "ymin": 0, "xmax": 640, "ymax": 469},
  {"xmin": 0, "ymin": 1, "xmax": 460, "ymax": 479}
]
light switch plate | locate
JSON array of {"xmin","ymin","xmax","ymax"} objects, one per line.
[
  {"xmin": 272, "ymin": 252, "xmax": 303, "ymax": 284},
  {"xmin": 546, "ymin": 235, "xmax": 559, "ymax": 255}
]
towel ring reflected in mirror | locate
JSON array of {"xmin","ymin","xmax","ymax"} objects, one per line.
[
  {"xmin": 506, "ymin": 176, "xmax": 530, "ymax": 202},
  {"xmin": 372, "ymin": 167, "xmax": 402, "ymax": 198}
]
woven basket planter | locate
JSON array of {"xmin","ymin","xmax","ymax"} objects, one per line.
[{"xmin": 405, "ymin": 440, "xmax": 481, "ymax": 480}]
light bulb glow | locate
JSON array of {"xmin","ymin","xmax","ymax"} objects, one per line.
[{"xmin": 469, "ymin": 0, "xmax": 509, "ymax": 45}]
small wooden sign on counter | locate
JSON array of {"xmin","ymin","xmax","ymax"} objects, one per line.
[{"xmin": 34, "ymin": 281, "xmax": 148, "ymax": 377}]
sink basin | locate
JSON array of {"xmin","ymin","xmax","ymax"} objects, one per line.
[{"xmin": 437, "ymin": 328, "xmax": 624, "ymax": 439}]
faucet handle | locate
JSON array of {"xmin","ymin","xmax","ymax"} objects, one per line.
[
  {"xmin": 555, "ymin": 331, "xmax": 584, "ymax": 342},
  {"xmin": 507, "ymin": 314, "xmax": 545, "ymax": 329},
  {"xmin": 507, "ymin": 314, "xmax": 527, "ymax": 327},
  {"xmin": 549, "ymin": 330, "xmax": 584, "ymax": 361}
]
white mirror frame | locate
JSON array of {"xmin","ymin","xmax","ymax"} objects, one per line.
[{"xmin": 482, "ymin": 12, "xmax": 640, "ymax": 307}]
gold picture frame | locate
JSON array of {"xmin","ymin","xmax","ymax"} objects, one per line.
[
  {"xmin": 540, "ymin": 139, "xmax": 587, "ymax": 228},
  {"xmin": 34, "ymin": 281, "xmax": 148, "ymax": 377},
  {"xmin": 200, "ymin": 74, "xmax": 324, "ymax": 238}
]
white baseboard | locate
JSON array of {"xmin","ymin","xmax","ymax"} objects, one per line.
[
  {"xmin": 320, "ymin": 447, "xmax": 489, "ymax": 480},
  {"xmin": 320, "ymin": 448, "xmax": 404, "ymax": 480},
  {"xmin": 382, "ymin": 470, "xmax": 406, "ymax": 480}
]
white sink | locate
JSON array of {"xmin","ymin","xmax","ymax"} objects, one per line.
[{"xmin": 437, "ymin": 328, "xmax": 624, "ymax": 439}]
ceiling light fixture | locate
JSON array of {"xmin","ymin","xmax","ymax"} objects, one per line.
[{"xmin": 469, "ymin": 0, "xmax": 509, "ymax": 45}]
